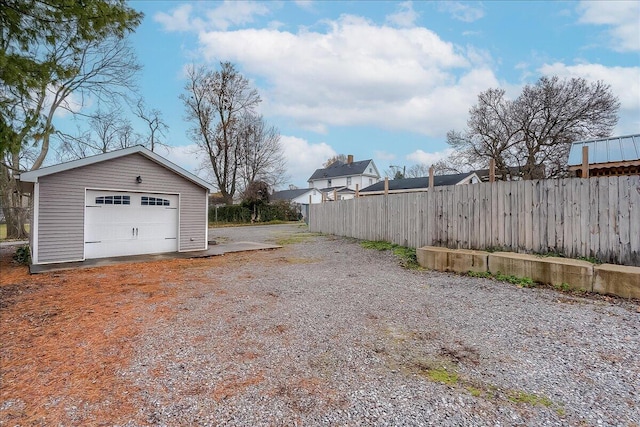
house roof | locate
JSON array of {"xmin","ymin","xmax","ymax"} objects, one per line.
[
  {"xmin": 18, "ymin": 145, "xmax": 215, "ymax": 191},
  {"xmin": 271, "ymin": 188, "xmax": 314, "ymax": 201},
  {"xmin": 567, "ymin": 134, "xmax": 640, "ymax": 166},
  {"xmin": 360, "ymin": 172, "xmax": 478, "ymax": 193},
  {"xmin": 319, "ymin": 186, "xmax": 355, "ymax": 194},
  {"xmin": 308, "ymin": 159, "xmax": 375, "ymax": 181}
]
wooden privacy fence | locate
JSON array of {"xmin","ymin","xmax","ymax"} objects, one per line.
[{"xmin": 309, "ymin": 175, "xmax": 640, "ymax": 266}]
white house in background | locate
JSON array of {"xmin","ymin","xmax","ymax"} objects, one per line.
[
  {"xmin": 307, "ymin": 155, "xmax": 381, "ymax": 200},
  {"xmin": 271, "ymin": 187, "xmax": 322, "ymax": 221}
]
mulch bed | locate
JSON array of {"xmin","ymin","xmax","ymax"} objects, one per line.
[{"xmin": 0, "ymin": 249, "xmax": 226, "ymax": 425}]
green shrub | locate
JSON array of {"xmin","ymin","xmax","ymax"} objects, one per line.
[
  {"xmin": 209, "ymin": 201, "xmax": 300, "ymax": 224},
  {"xmin": 13, "ymin": 245, "xmax": 31, "ymax": 265}
]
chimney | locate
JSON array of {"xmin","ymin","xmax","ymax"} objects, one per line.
[{"xmin": 347, "ymin": 154, "xmax": 354, "ymax": 165}]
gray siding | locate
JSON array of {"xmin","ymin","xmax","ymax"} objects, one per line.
[{"xmin": 37, "ymin": 153, "xmax": 207, "ymax": 263}]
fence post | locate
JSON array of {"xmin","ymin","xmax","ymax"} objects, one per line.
[
  {"xmin": 355, "ymin": 183, "xmax": 359, "ymax": 198},
  {"xmin": 489, "ymin": 159, "xmax": 495, "ymax": 183},
  {"xmin": 581, "ymin": 146, "xmax": 589, "ymax": 178},
  {"xmin": 384, "ymin": 177, "xmax": 389, "ymax": 195},
  {"xmin": 333, "ymin": 189, "xmax": 337, "ymax": 201},
  {"xmin": 429, "ymin": 166, "xmax": 434, "ymax": 189}
]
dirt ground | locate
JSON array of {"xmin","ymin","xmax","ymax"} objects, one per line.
[
  {"xmin": 1, "ymin": 226, "xmax": 639, "ymax": 426},
  {"xmin": 0, "ymin": 246, "xmax": 234, "ymax": 425}
]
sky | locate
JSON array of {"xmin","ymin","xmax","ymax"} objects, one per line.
[{"xmin": 91, "ymin": 1, "xmax": 640, "ymax": 188}]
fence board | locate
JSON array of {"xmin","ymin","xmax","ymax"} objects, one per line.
[{"xmin": 309, "ymin": 176, "xmax": 640, "ymax": 266}]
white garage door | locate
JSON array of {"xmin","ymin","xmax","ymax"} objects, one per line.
[{"xmin": 85, "ymin": 190, "xmax": 178, "ymax": 259}]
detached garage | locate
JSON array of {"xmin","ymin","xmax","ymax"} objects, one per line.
[{"xmin": 19, "ymin": 145, "xmax": 214, "ymax": 266}]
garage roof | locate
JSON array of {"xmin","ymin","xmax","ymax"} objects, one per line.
[{"xmin": 18, "ymin": 145, "xmax": 215, "ymax": 191}]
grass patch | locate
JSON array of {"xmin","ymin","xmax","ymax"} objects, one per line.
[
  {"xmin": 360, "ymin": 240, "xmax": 420, "ymax": 269},
  {"xmin": 577, "ymin": 255, "xmax": 602, "ymax": 265},
  {"xmin": 274, "ymin": 232, "xmax": 322, "ymax": 246},
  {"xmin": 467, "ymin": 270, "xmax": 536, "ymax": 287},
  {"xmin": 507, "ymin": 391, "xmax": 553, "ymax": 407},
  {"xmin": 426, "ymin": 367, "xmax": 459, "ymax": 386},
  {"xmin": 553, "ymin": 282, "xmax": 572, "ymax": 292},
  {"xmin": 0, "ymin": 223, "xmax": 30, "ymax": 241},
  {"xmin": 467, "ymin": 271, "xmax": 492, "ymax": 279},
  {"xmin": 466, "ymin": 386, "xmax": 483, "ymax": 397},
  {"xmin": 494, "ymin": 272, "xmax": 535, "ymax": 287},
  {"xmin": 360, "ymin": 240, "xmax": 395, "ymax": 251}
]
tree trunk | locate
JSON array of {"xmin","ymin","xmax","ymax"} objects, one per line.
[{"xmin": 0, "ymin": 162, "xmax": 29, "ymax": 240}]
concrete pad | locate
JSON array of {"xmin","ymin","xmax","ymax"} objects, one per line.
[
  {"xmin": 417, "ymin": 246, "xmax": 488, "ymax": 273},
  {"xmin": 30, "ymin": 242, "xmax": 281, "ymax": 274},
  {"xmin": 488, "ymin": 252, "xmax": 593, "ymax": 291},
  {"xmin": 593, "ymin": 264, "xmax": 640, "ymax": 299}
]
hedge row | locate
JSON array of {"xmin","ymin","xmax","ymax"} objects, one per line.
[{"xmin": 209, "ymin": 201, "xmax": 301, "ymax": 223}]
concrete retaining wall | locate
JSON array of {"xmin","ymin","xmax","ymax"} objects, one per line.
[{"xmin": 416, "ymin": 246, "xmax": 640, "ymax": 299}]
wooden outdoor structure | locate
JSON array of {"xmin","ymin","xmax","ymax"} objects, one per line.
[
  {"xmin": 309, "ymin": 175, "xmax": 640, "ymax": 266},
  {"xmin": 568, "ymin": 134, "xmax": 640, "ymax": 178}
]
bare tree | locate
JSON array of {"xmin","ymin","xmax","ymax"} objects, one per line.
[
  {"xmin": 135, "ymin": 99, "xmax": 168, "ymax": 152},
  {"xmin": 323, "ymin": 154, "xmax": 348, "ymax": 167},
  {"xmin": 405, "ymin": 163, "xmax": 430, "ymax": 178},
  {"xmin": 237, "ymin": 113, "xmax": 288, "ymax": 192},
  {"xmin": 57, "ymin": 109, "xmax": 142, "ymax": 161},
  {"xmin": 445, "ymin": 76, "xmax": 619, "ymax": 180},
  {"xmin": 1, "ymin": 33, "xmax": 141, "ymax": 238},
  {"xmin": 384, "ymin": 165, "xmax": 405, "ymax": 179},
  {"xmin": 181, "ymin": 62, "xmax": 261, "ymax": 204}
]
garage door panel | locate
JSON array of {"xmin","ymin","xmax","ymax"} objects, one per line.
[{"xmin": 85, "ymin": 190, "xmax": 179, "ymax": 259}]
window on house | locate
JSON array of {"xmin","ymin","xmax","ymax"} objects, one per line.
[
  {"xmin": 327, "ymin": 179, "xmax": 332, "ymax": 186},
  {"xmin": 347, "ymin": 177, "xmax": 352, "ymax": 185},
  {"xmin": 95, "ymin": 195, "xmax": 130, "ymax": 205},
  {"xmin": 369, "ymin": 168, "xmax": 372, "ymax": 173},
  {"xmin": 369, "ymin": 178, "xmax": 373, "ymax": 185},
  {"xmin": 141, "ymin": 196, "xmax": 170, "ymax": 206}
]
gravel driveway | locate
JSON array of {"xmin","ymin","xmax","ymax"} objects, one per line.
[
  {"xmin": 2, "ymin": 224, "xmax": 639, "ymax": 426},
  {"xmin": 133, "ymin": 224, "xmax": 639, "ymax": 426}
]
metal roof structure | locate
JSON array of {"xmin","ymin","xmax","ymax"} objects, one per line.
[{"xmin": 567, "ymin": 134, "xmax": 640, "ymax": 166}]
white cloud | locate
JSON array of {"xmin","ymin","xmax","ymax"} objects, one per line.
[
  {"xmin": 194, "ymin": 15, "xmax": 498, "ymax": 137},
  {"xmin": 161, "ymin": 138, "xmax": 335, "ymax": 189},
  {"xmin": 577, "ymin": 1, "xmax": 640, "ymax": 52},
  {"xmin": 438, "ymin": 1, "xmax": 485, "ymax": 23},
  {"xmin": 538, "ymin": 62, "xmax": 640, "ymax": 135},
  {"xmin": 406, "ymin": 148, "xmax": 455, "ymax": 166},
  {"xmin": 154, "ymin": 4, "xmax": 196, "ymax": 32},
  {"xmin": 279, "ymin": 135, "xmax": 336, "ymax": 186},
  {"xmin": 154, "ymin": 1, "xmax": 270, "ymax": 32},
  {"xmin": 386, "ymin": 1, "xmax": 419, "ymax": 28},
  {"xmin": 294, "ymin": 1, "xmax": 315, "ymax": 12}
]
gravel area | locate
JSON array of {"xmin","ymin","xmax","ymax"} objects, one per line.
[{"xmin": 127, "ymin": 225, "xmax": 639, "ymax": 426}]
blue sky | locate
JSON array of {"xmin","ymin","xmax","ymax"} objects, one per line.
[{"xmin": 112, "ymin": 1, "xmax": 639, "ymax": 188}]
